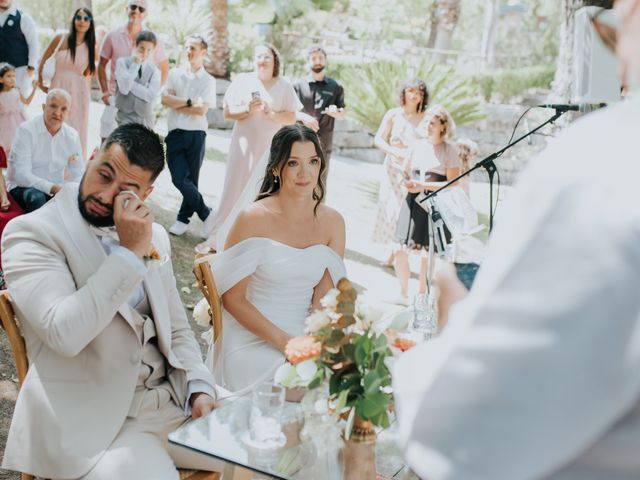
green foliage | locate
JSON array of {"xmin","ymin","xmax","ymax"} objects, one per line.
[
  {"xmin": 468, "ymin": 64, "xmax": 556, "ymax": 102},
  {"xmin": 309, "ymin": 280, "xmax": 393, "ymax": 428},
  {"xmin": 333, "ymin": 59, "xmax": 485, "ymax": 133},
  {"xmin": 22, "ymin": 0, "xmax": 73, "ymax": 31},
  {"xmin": 149, "ymin": 0, "xmax": 212, "ymax": 65}
]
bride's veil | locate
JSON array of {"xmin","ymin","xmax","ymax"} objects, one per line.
[{"xmin": 215, "ymin": 149, "xmax": 271, "ymax": 252}]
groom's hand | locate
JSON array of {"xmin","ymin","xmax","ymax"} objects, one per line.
[
  {"xmin": 114, "ymin": 191, "xmax": 153, "ymax": 259},
  {"xmin": 190, "ymin": 392, "xmax": 217, "ymax": 419}
]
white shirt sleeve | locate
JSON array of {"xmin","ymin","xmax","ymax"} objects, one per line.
[
  {"xmin": 129, "ymin": 65, "xmax": 161, "ymax": 103},
  {"xmin": 162, "ymin": 70, "xmax": 176, "ymax": 95},
  {"xmin": 20, "ymin": 12, "xmax": 39, "ymax": 69},
  {"xmin": 392, "ymin": 134, "xmax": 640, "ymax": 480},
  {"xmin": 8, "ymin": 126, "xmax": 54, "ymax": 194},
  {"xmin": 115, "ymin": 57, "xmax": 138, "ymax": 96},
  {"xmin": 66, "ymin": 132, "xmax": 85, "ymax": 182}
]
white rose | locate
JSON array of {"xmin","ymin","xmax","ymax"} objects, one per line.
[
  {"xmin": 305, "ymin": 310, "xmax": 331, "ymax": 334},
  {"xmin": 274, "ymin": 362, "xmax": 296, "ymax": 386},
  {"xmin": 193, "ymin": 298, "xmax": 213, "ymax": 327},
  {"xmin": 355, "ymin": 303, "xmax": 386, "ymax": 333},
  {"xmin": 320, "ymin": 288, "xmax": 339, "ymax": 310},
  {"xmin": 295, "ymin": 359, "xmax": 318, "ymax": 382}
]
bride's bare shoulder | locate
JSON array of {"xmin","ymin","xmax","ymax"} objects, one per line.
[
  {"xmin": 316, "ymin": 205, "xmax": 345, "ymax": 255},
  {"xmin": 224, "ymin": 200, "xmax": 274, "ymax": 248}
]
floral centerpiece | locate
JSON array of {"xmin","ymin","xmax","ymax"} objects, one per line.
[{"xmin": 276, "ymin": 278, "xmax": 395, "ymax": 440}]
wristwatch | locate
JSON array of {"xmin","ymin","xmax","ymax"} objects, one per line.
[{"xmin": 186, "ymin": 98, "xmax": 192, "ymax": 108}]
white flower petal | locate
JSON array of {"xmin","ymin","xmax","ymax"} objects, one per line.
[
  {"xmin": 296, "ymin": 359, "xmax": 318, "ymax": 381},
  {"xmin": 304, "ymin": 310, "xmax": 331, "ymax": 333},
  {"xmin": 192, "ymin": 298, "xmax": 212, "ymax": 327},
  {"xmin": 274, "ymin": 362, "xmax": 295, "ymax": 386}
]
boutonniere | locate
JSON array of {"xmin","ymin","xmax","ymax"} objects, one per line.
[
  {"xmin": 143, "ymin": 244, "xmax": 161, "ymax": 262},
  {"xmin": 68, "ymin": 154, "xmax": 79, "ymax": 164}
]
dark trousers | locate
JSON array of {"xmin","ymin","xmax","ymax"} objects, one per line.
[
  {"xmin": 10, "ymin": 187, "xmax": 51, "ymax": 213},
  {"xmin": 165, "ymin": 129, "xmax": 210, "ymax": 224}
]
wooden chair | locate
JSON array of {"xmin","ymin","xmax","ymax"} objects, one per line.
[
  {"xmin": 193, "ymin": 253, "xmax": 222, "ymax": 342},
  {"xmin": 0, "ymin": 290, "xmax": 219, "ymax": 480}
]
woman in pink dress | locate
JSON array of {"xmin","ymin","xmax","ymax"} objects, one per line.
[
  {"xmin": 38, "ymin": 8, "xmax": 96, "ymax": 158},
  {"xmin": 197, "ymin": 43, "xmax": 302, "ymax": 253}
]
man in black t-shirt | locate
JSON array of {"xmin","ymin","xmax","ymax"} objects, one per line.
[{"xmin": 294, "ymin": 45, "xmax": 346, "ymax": 189}]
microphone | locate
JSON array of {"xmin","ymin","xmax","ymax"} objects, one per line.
[{"xmin": 537, "ymin": 103, "xmax": 607, "ymax": 112}]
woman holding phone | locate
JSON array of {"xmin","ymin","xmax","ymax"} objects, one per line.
[{"xmin": 197, "ymin": 43, "xmax": 301, "ymax": 253}]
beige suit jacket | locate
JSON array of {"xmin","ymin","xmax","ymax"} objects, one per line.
[{"xmin": 0, "ymin": 184, "xmax": 216, "ymax": 479}]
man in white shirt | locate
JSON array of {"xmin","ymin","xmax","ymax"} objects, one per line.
[
  {"xmin": 393, "ymin": 2, "xmax": 640, "ymax": 479},
  {"xmin": 0, "ymin": 0, "xmax": 38, "ymax": 95},
  {"xmin": 161, "ymin": 36, "xmax": 216, "ymax": 237},
  {"xmin": 7, "ymin": 89, "xmax": 84, "ymax": 212},
  {"xmin": 1, "ymin": 123, "xmax": 219, "ymax": 479}
]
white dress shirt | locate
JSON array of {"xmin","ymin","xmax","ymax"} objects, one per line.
[
  {"xmin": 6, "ymin": 115, "xmax": 84, "ymax": 193},
  {"xmin": 163, "ymin": 65, "xmax": 216, "ymax": 132},
  {"xmin": 393, "ymin": 95, "xmax": 640, "ymax": 480},
  {"xmin": 0, "ymin": 5, "xmax": 39, "ymax": 69}
]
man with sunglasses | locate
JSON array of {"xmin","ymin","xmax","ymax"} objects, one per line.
[
  {"xmin": 393, "ymin": 1, "xmax": 640, "ymax": 479},
  {"xmin": 98, "ymin": 0, "xmax": 169, "ymax": 140},
  {"xmin": 0, "ymin": 0, "xmax": 38, "ymax": 96}
]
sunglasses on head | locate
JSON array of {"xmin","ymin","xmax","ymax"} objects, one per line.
[
  {"xmin": 129, "ymin": 4, "xmax": 146, "ymax": 13},
  {"xmin": 75, "ymin": 14, "xmax": 92, "ymax": 22}
]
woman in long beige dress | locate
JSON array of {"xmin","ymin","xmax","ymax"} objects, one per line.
[
  {"xmin": 39, "ymin": 7, "xmax": 96, "ymax": 158},
  {"xmin": 197, "ymin": 43, "xmax": 301, "ymax": 252}
]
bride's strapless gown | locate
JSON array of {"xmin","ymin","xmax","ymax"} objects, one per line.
[{"xmin": 206, "ymin": 237, "xmax": 347, "ymax": 393}]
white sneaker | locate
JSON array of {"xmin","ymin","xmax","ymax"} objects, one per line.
[
  {"xmin": 198, "ymin": 209, "xmax": 216, "ymax": 239},
  {"xmin": 169, "ymin": 221, "xmax": 189, "ymax": 236}
]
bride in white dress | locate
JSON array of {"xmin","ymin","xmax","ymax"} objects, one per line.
[{"xmin": 206, "ymin": 125, "xmax": 347, "ymax": 393}]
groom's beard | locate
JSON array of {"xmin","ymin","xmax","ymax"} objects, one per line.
[
  {"xmin": 77, "ymin": 177, "xmax": 115, "ymax": 228},
  {"xmin": 311, "ymin": 65, "xmax": 325, "ymax": 74}
]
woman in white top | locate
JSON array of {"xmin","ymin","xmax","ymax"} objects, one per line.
[
  {"xmin": 197, "ymin": 43, "xmax": 302, "ymax": 253},
  {"xmin": 394, "ymin": 106, "xmax": 461, "ymax": 300},
  {"xmin": 206, "ymin": 124, "xmax": 346, "ymax": 392}
]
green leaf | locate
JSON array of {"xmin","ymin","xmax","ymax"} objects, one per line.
[
  {"xmin": 334, "ymin": 388, "xmax": 350, "ymax": 414},
  {"xmin": 355, "ymin": 392, "xmax": 390, "ymax": 420},
  {"xmin": 363, "ymin": 370, "xmax": 383, "ymax": 395}
]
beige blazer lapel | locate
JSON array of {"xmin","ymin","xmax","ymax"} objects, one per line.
[{"xmin": 55, "ymin": 185, "xmax": 136, "ymax": 329}]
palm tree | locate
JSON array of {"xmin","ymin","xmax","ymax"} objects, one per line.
[
  {"xmin": 432, "ymin": 0, "xmax": 461, "ymax": 63},
  {"xmin": 206, "ymin": 0, "xmax": 230, "ymax": 79}
]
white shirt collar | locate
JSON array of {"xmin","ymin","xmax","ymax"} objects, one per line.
[
  {"xmin": 0, "ymin": 4, "xmax": 18, "ymax": 24},
  {"xmin": 36, "ymin": 114, "xmax": 67, "ymax": 138}
]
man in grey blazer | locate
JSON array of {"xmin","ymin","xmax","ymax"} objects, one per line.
[{"xmin": 1, "ymin": 123, "xmax": 217, "ymax": 479}]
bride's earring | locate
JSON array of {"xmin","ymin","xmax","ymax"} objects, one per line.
[{"xmin": 274, "ymin": 176, "xmax": 279, "ymax": 184}]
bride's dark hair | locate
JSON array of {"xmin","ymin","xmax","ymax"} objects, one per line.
[{"xmin": 256, "ymin": 124, "xmax": 326, "ymax": 213}]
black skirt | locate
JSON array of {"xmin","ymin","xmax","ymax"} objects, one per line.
[{"xmin": 394, "ymin": 172, "xmax": 452, "ymax": 250}]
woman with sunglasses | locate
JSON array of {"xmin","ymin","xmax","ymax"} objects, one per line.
[{"xmin": 38, "ymin": 7, "xmax": 96, "ymax": 159}]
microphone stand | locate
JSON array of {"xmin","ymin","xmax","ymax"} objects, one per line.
[{"xmin": 419, "ymin": 108, "xmax": 567, "ymax": 232}]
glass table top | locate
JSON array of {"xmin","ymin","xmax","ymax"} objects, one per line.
[{"xmin": 169, "ymin": 394, "xmax": 417, "ymax": 480}]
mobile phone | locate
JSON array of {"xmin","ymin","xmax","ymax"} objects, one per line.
[{"xmin": 251, "ymin": 91, "xmax": 261, "ymax": 101}]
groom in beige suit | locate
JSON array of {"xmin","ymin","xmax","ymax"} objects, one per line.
[{"xmin": 1, "ymin": 123, "xmax": 217, "ymax": 479}]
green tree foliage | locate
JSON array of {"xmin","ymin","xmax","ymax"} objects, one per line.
[
  {"xmin": 334, "ymin": 59, "xmax": 485, "ymax": 133},
  {"xmin": 150, "ymin": 0, "xmax": 212, "ymax": 65},
  {"xmin": 469, "ymin": 64, "xmax": 556, "ymax": 102}
]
